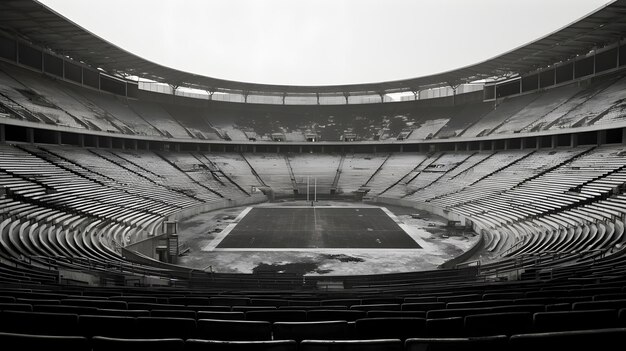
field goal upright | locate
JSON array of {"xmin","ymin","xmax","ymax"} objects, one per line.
[{"xmin": 306, "ymin": 176, "xmax": 317, "ymax": 204}]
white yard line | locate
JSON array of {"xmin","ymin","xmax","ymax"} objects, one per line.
[
  {"xmin": 380, "ymin": 206, "xmax": 433, "ymax": 250},
  {"xmin": 202, "ymin": 206, "xmax": 253, "ymax": 251}
]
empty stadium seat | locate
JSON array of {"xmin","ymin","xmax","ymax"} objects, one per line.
[
  {"xmin": 355, "ymin": 317, "xmax": 427, "ymax": 340},
  {"xmin": 135, "ymin": 316, "xmax": 197, "ymax": 339},
  {"xmin": 273, "ymin": 321, "xmax": 349, "ymax": 342},
  {"xmin": 509, "ymin": 328, "xmax": 626, "ymax": 351},
  {"xmin": 299, "ymin": 339, "xmax": 403, "ymax": 351},
  {"xmin": 0, "ymin": 331, "xmax": 90, "ymax": 351},
  {"xmin": 92, "ymin": 336, "xmax": 185, "ymax": 351},
  {"xmin": 307, "ymin": 310, "xmax": 367, "ymax": 322},
  {"xmin": 0, "ymin": 311, "xmax": 79, "ymax": 336},
  {"xmin": 405, "ymin": 335, "xmax": 508, "ymax": 351},
  {"xmin": 79, "ymin": 315, "xmax": 136, "ymax": 338},
  {"xmin": 196, "ymin": 319, "xmax": 272, "ymax": 341},
  {"xmin": 533, "ymin": 309, "xmax": 619, "ymax": 332},
  {"xmin": 463, "ymin": 312, "xmax": 533, "ymax": 336},
  {"xmin": 185, "ymin": 339, "xmax": 298, "ymax": 351},
  {"xmin": 245, "ymin": 310, "xmax": 307, "ymax": 322},
  {"xmin": 425, "ymin": 317, "xmax": 464, "ymax": 337}
]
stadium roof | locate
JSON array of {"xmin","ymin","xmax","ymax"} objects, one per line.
[{"xmin": 0, "ymin": 0, "xmax": 625, "ymax": 96}]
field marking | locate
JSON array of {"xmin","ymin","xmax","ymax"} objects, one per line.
[
  {"xmin": 380, "ymin": 206, "xmax": 432, "ymax": 250},
  {"xmin": 257, "ymin": 205, "xmax": 375, "ymax": 209},
  {"xmin": 202, "ymin": 207, "xmax": 253, "ymax": 251},
  {"xmin": 209, "ymin": 248, "xmax": 422, "ymax": 253}
]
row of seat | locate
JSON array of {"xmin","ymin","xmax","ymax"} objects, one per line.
[
  {"xmin": 2, "ymin": 328, "xmax": 626, "ymax": 351},
  {"xmin": 2, "ymin": 309, "xmax": 626, "ymax": 340}
]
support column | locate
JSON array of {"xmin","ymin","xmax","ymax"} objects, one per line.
[
  {"xmin": 169, "ymin": 84, "xmax": 178, "ymax": 100},
  {"xmin": 448, "ymin": 83, "xmax": 459, "ymax": 105},
  {"xmin": 78, "ymin": 134, "xmax": 84, "ymax": 147},
  {"xmin": 520, "ymin": 138, "xmax": 526, "ymax": 150},
  {"xmin": 106, "ymin": 137, "xmax": 113, "ymax": 149},
  {"xmin": 0, "ymin": 124, "xmax": 5, "ymax": 143},
  {"xmin": 478, "ymin": 141, "xmax": 484, "ymax": 151},
  {"xmin": 551, "ymin": 135, "xmax": 558, "ymax": 148},
  {"xmin": 504, "ymin": 139, "xmax": 510, "ymax": 150},
  {"xmin": 54, "ymin": 131, "xmax": 61, "ymax": 145},
  {"xmin": 252, "ymin": 145, "xmax": 256, "ymax": 153},
  {"xmin": 276, "ymin": 146, "xmax": 280, "ymax": 153},
  {"xmin": 399, "ymin": 145, "xmax": 404, "ymax": 153},
  {"xmin": 94, "ymin": 136, "xmax": 100, "ymax": 148},
  {"xmin": 299, "ymin": 145, "xmax": 303, "ymax": 153},
  {"xmin": 372, "ymin": 146, "xmax": 377, "ymax": 154},
  {"xmin": 132, "ymin": 140, "xmax": 138, "ymax": 150},
  {"xmin": 535, "ymin": 137, "xmax": 540, "ymax": 150},
  {"xmin": 27, "ymin": 128, "xmax": 34, "ymax": 144},
  {"xmin": 454, "ymin": 143, "xmax": 459, "ymax": 152},
  {"xmin": 571, "ymin": 134, "xmax": 578, "ymax": 148},
  {"xmin": 622, "ymin": 127, "xmax": 626, "ymax": 145},
  {"xmin": 597, "ymin": 130, "xmax": 607, "ymax": 146}
]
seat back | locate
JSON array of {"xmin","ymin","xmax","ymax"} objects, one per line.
[
  {"xmin": 509, "ymin": 328, "xmax": 626, "ymax": 351},
  {"xmin": 135, "ymin": 317, "xmax": 197, "ymax": 339},
  {"xmin": 366, "ymin": 311, "xmax": 426, "ymax": 318},
  {"xmin": 196, "ymin": 319, "xmax": 272, "ymax": 341},
  {"xmin": 273, "ymin": 321, "xmax": 348, "ymax": 342},
  {"xmin": 533, "ymin": 309, "xmax": 618, "ymax": 332},
  {"xmin": 300, "ymin": 339, "xmax": 403, "ymax": 351},
  {"xmin": 463, "ymin": 312, "xmax": 532, "ymax": 336},
  {"xmin": 92, "ymin": 336, "xmax": 185, "ymax": 351},
  {"xmin": 425, "ymin": 317, "xmax": 464, "ymax": 337},
  {"xmin": 196, "ymin": 311, "xmax": 245, "ymax": 320},
  {"xmin": 79, "ymin": 315, "xmax": 136, "ymax": 338},
  {"xmin": 245, "ymin": 310, "xmax": 307, "ymax": 322},
  {"xmin": 185, "ymin": 339, "xmax": 297, "ymax": 351},
  {"xmin": 355, "ymin": 317, "xmax": 427, "ymax": 340},
  {"xmin": 405, "ymin": 336, "xmax": 508, "ymax": 351},
  {"xmin": 0, "ymin": 310, "xmax": 79, "ymax": 335},
  {"xmin": 0, "ymin": 331, "xmax": 89, "ymax": 351},
  {"xmin": 307, "ymin": 310, "xmax": 366, "ymax": 322},
  {"xmin": 150, "ymin": 309, "xmax": 197, "ymax": 319}
]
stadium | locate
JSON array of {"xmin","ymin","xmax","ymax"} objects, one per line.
[{"xmin": 1, "ymin": 0, "xmax": 626, "ymax": 349}]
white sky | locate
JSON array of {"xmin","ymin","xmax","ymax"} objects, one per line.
[{"xmin": 40, "ymin": 0, "xmax": 611, "ymax": 86}]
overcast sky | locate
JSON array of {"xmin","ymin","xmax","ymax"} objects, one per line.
[{"xmin": 40, "ymin": 0, "xmax": 611, "ymax": 86}]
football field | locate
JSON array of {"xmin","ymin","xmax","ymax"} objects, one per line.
[{"xmin": 209, "ymin": 207, "xmax": 422, "ymax": 250}]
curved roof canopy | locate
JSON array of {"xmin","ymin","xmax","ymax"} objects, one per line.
[{"xmin": 0, "ymin": 0, "xmax": 625, "ymax": 96}]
